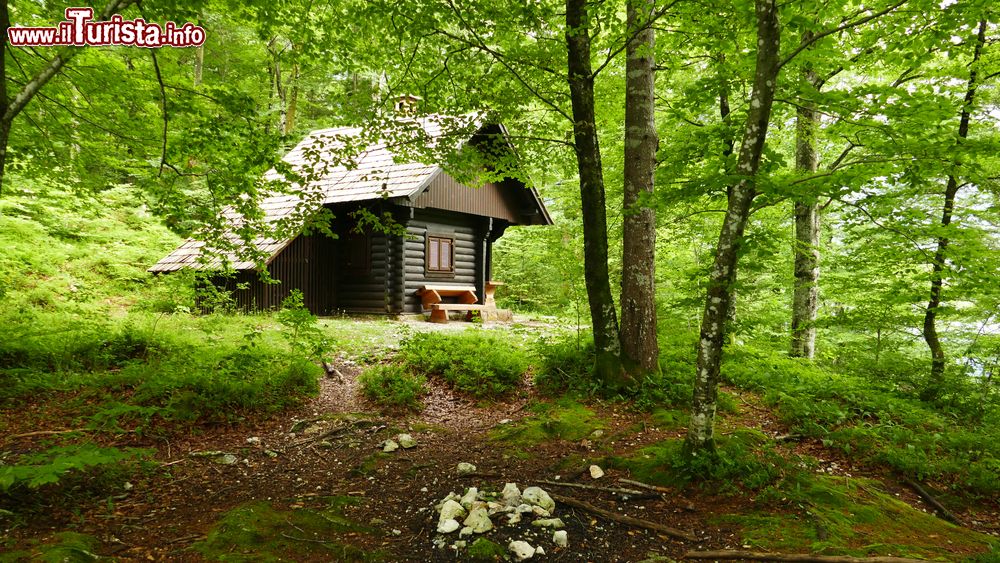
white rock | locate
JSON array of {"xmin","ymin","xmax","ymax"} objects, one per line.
[
  {"xmin": 589, "ymin": 464, "xmax": 605, "ymax": 479},
  {"xmin": 460, "ymin": 487, "xmax": 479, "ymax": 510},
  {"xmin": 462, "ymin": 507, "xmax": 494, "ymax": 533},
  {"xmin": 397, "ymin": 433, "xmax": 417, "ymax": 449},
  {"xmin": 507, "ymin": 511, "xmax": 522, "ymax": 525},
  {"xmin": 535, "ymin": 546, "xmax": 546, "ymax": 555},
  {"xmin": 382, "ymin": 440, "xmax": 399, "ymax": 453},
  {"xmin": 516, "ymin": 504, "xmax": 533, "ymax": 514},
  {"xmin": 531, "ymin": 506, "xmax": 551, "ymax": 518},
  {"xmin": 439, "ymin": 500, "xmax": 467, "ymax": 523},
  {"xmin": 502, "ymin": 483, "xmax": 522, "ymax": 506},
  {"xmin": 509, "ymin": 540, "xmax": 535, "ymax": 560},
  {"xmin": 522, "ymin": 487, "xmax": 555, "ymax": 513},
  {"xmin": 246, "ymin": 436, "xmax": 261, "ymax": 445},
  {"xmin": 531, "ymin": 518, "xmax": 565, "ymax": 529},
  {"xmin": 436, "ymin": 493, "xmax": 461, "ymax": 511},
  {"xmin": 553, "ymin": 530, "xmax": 568, "ymax": 547},
  {"xmin": 459, "ymin": 526, "xmax": 474, "ymax": 538},
  {"xmin": 457, "ymin": 462, "xmax": 477, "ymax": 476},
  {"xmin": 454, "ymin": 540, "xmax": 467, "ymax": 549},
  {"xmin": 437, "ymin": 518, "xmax": 461, "ymax": 534}
]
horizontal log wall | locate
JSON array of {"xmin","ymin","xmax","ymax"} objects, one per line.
[{"xmin": 401, "ymin": 209, "xmax": 486, "ymax": 313}]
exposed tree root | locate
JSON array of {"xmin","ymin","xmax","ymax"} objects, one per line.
[{"xmin": 550, "ymin": 493, "xmax": 696, "ymax": 541}]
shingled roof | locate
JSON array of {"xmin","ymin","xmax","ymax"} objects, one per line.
[{"xmin": 149, "ymin": 116, "xmax": 481, "ymax": 272}]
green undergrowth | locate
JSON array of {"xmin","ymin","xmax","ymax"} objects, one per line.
[
  {"xmin": 718, "ymin": 475, "xmax": 998, "ymax": 560},
  {"xmin": 191, "ymin": 497, "xmax": 382, "ymax": 561},
  {"xmin": 490, "ymin": 398, "xmax": 608, "ymax": 449},
  {"xmin": 398, "ymin": 331, "xmax": 530, "ymax": 399},
  {"xmin": 610, "ymin": 428, "xmax": 792, "ymax": 492},
  {"xmin": 0, "ymin": 531, "xmax": 105, "ymax": 562},
  {"xmin": 358, "ymin": 364, "xmax": 427, "ymax": 411},
  {"xmin": 723, "ymin": 347, "xmax": 1000, "ymax": 498}
]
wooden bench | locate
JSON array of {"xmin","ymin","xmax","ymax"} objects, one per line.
[{"xmin": 416, "ymin": 284, "xmax": 483, "ymax": 323}]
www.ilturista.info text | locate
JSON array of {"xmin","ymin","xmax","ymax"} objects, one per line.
[{"xmin": 6, "ymin": 7, "xmax": 206, "ymax": 48}]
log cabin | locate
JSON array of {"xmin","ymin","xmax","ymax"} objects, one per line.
[{"xmin": 149, "ymin": 114, "xmax": 552, "ymax": 318}]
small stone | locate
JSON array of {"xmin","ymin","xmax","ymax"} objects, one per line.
[
  {"xmin": 535, "ymin": 546, "xmax": 546, "ymax": 555},
  {"xmin": 439, "ymin": 500, "xmax": 467, "ymax": 523},
  {"xmin": 391, "ymin": 529, "xmax": 402, "ymax": 536},
  {"xmin": 457, "ymin": 462, "xmax": 477, "ymax": 476},
  {"xmin": 522, "ymin": 487, "xmax": 555, "ymax": 513},
  {"xmin": 420, "ymin": 487, "xmax": 428, "ymax": 492},
  {"xmin": 397, "ymin": 433, "xmax": 417, "ymax": 449},
  {"xmin": 553, "ymin": 530, "xmax": 568, "ymax": 547},
  {"xmin": 532, "ymin": 518, "xmax": 565, "ymax": 529},
  {"xmin": 454, "ymin": 540, "xmax": 467, "ymax": 549},
  {"xmin": 382, "ymin": 440, "xmax": 399, "ymax": 453},
  {"xmin": 589, "ymin": 465, "xmax": 605, "ymax": 479},
  {"xmin": 509, "ymin": 540, "xmax": 535, "ymax": 561},
  {"xmin": 502, "ymin": 483, "xmax": 522, "ymax": 506},
  {"xmin": 123, "ymin": 481, "xmax": 133, "ymax": 491},
  {"xmin": 499, "ymin": 418, "xmax": 512, "ymax": 424},
  {"xmin": 462, "ymin": 507, "xmax": 494, "ymax": 533},
  {"xmin": 246, "ymin": 436, "xmax": 261, "ymax": 445},
  {"xmin": 217, "ymin": 454, "xmax": 238, "ymax": 465},
  {"xmin": 460, "ymin": 487, "xmax": 479, "ymax": 509},
  {"xmin": 590, "ymin": 429, "xmax": 604, "ymax": 439},
  {"xmin": 459, "ymin": 526, "xmax": 474, "ymax": 538},
  {"xmin": 516, "ymin": 504, "xmax": 533, "ymax": 514},
  {"xmin": 437, "ymin": 518, "xmax": 461, "ymax": 534},
  {"xmin": 507, "ymin": 511, "xmax": 522, "ymax": 525},
  {"xmin": 531, "ymin": 506, "xmax": 551, "ymax": 518}
]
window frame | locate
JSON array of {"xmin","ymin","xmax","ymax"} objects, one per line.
[{"xmin": 425, "ymin": 234, "xmax": 455, "ymax": 276}]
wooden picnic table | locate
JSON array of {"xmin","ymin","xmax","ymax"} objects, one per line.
[{"xmin": 417, "ymin": 283, "xmax": 503, "ymax": 323}]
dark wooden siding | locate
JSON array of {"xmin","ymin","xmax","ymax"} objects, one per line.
[
  {"xmin": 335, "ymin": 233, "xmax": 392, "ymax": 313},
  {"xmin": 400, "ymin": 209, "xmax": 487, "ymax": 313},
  {"xmin": 214, "ymin": 233, "xmax": 336, "ymax": 314},
  {"xmin": 408, "ymin": 173, "xmax": 522, "ymax": 223}
]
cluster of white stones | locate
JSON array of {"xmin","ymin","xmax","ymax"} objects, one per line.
[{"xmin": 432, "ymin": 473, "xmax": 569, "ymax": 560}]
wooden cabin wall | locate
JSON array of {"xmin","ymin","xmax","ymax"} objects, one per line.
[
  {"xmin": 213, "ymin": 233, "xmax": 336, "ymax": 314},
  {"xmin": 400, "ymin": 209, "xmax": 486, "ymax": 313},
  {"xmin": 334, "ymin": 233, "xmax": 393, "ymax": 313}
]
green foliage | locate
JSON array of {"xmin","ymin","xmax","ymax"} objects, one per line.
[
  {"xmin": 724, "ymin": 347, "xmax": 1000, "ymax": 497},
  {"xmin": 611, "ymin": 429, "xmax": 787, "ymax": 492},
  {"xmin": 277, "ymin": 290, "xmax": 328, "ymax": 361},
  {"xmin": 400, "ymin": 332, "xmax": 528, "ymax": 399},
  {"xmin": 358, "ymin": 364, "xmax": 427, "ymax": 411},
  {"xmin": 0, "ymin": 444, "xmax": 149, "ymax": 493}
]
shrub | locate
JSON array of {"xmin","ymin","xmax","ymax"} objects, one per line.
[
  {"xmin": 532, "ymin": 334, "xmax": 596, "ymax": 395},
  {"xmin": 400, "ymin": 332, "xmax": 528, "ymax": 398},
  {"xmin": 0, "ymin": 444, "xmax": 150, "ymax": 492},
  {"xmin": 358, "ymin": 364, "xmax": 427, "ymax": 411}
]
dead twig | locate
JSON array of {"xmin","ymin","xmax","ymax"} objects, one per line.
[
  {"xmin": 684, "ymin": 551, "xmax": 928, "ymax": 562},
  {"xmin": 900, "ymin": 476, "xmax": 962, "ymax": 526},
  {"xmin": 618, "ymin": 478, "xmax": 671, "ymax": 494},
  {"xmin": 279, "ymin": 532, "xmax": 337, "ymax": 544},
  {"xmin": 550, "ymin": 493, "xmax": 696, "ymax": 542},
  {"xmin": 10, "ymin": 428, "xmax": 87, "ymax": 439},
  {"xmin": 537, "ymin": 479, "xmax": 654, "ymax": 499}
]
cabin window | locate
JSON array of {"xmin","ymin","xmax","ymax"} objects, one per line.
[
  {"xmin": 426, "ymin": 235, "xmax": 454, "ymax": 274},
  {"xmin": 344, "ymin": 231, "xmax": 371, "ymax": 276}
]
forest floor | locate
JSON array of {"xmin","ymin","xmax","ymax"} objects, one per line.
[{"xmin": 2, "ymin": 319, "xmax": 999, "ymax": 562}]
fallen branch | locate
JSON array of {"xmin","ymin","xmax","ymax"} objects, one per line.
[
  {"xmin": 537, "ymin": 479, "xmax": 654, "ymax": 499},
  {"xmin": 618, "ymin": 478, "xmax": 671, "ymax": 494},
  {"xmin": 901, "ymin": 476, "xmax": 962, "ymax": 526},
  {"xmin": 10, "ymin": 428, "xmax": 86, "ymax": 439},
  {"xmin": 684, "ymin": 551, "xmax": 927, "ymax": 562},
  {"xmin": 550, "ymin": 493, "xmax": 696, "ymax": 542},
  {"xmin": 321, "ymin": 361, "xmax": 344, "ymax": 381}
]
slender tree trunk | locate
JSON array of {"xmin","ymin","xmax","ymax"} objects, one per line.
[
  {"xmin": 718, "ymin": 61, "xmax": 739, "ymax": 342},
  {"xmin": 791, "ymin": 58, "xmax": 821, "ymax": 359},
  {"xmin": 566, "ymin": 0, "xmax": 626, "ymax": 388},
  {"xmin": 620, "ymin": 0, "xmax": 659, "ymax": 375},
  {"xmin": 194, "ymin": 44, "xmax": 204, "ymax": 87},
  {"xmin": 285, "ymin": 61, "xmax": 300, "ymax": 135},
  {"xmin": 686, "ymin": 0, "xmax": 781, "ymax": 452},
  {"xmin": 920, "ymin": 19, "xmax": 986, "ymax": 401}
]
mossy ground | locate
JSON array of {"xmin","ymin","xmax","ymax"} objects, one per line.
[
  {"xmin": 191, "ymin": 497, "xmax": 382, "ymax": 562},
  {"xmin": 717, "ymin": 475, "xmax": 998, "ymax": 560},
  {"xmin": 489, "ymin": 398, "xmax": 608, "ymax": 448}
]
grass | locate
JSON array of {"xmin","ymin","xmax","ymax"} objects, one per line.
[
  {"xmin": 191, "ymin": 497, "xmax": 382, "ymax": 561},
  {"xmin": 399, "ymin": 331, "xmax": 530, "ymax": 399},
  {"xmin": 490, "ymin": 398, "xmax": 607, "ymax": 448},
  {"xmin": 358, "ymin": 364, "xmax": 427, "ymax": 411}
]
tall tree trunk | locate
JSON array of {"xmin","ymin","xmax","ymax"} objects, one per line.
[
  {"xmin": 718, "ymin": 60, "xmax": 739, "ymax": 343},
  {"xmin": 921, "ymin": 19, "xmax": 987, "ymax": 401},
  {"xmin": 284, "ymin": 61, "xmax": 300, "ymax": 135},
  {"xmin": 686, "ymin": 0, "xmax": 781, "ymax": 452},
  {"xmin": 566, "ymin": 0, "xmax": 626, "ymax": 388},
  {"xmin": 790, "ymin": 55, "xmax": 821, "ymax": 359},
  {"xmin": 620, "ymin": 0, "xmax": 659, "ymax": 375},
  {"xmin": 194, "ymin": 44, "xmax": 204, "ymax": 87}
]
